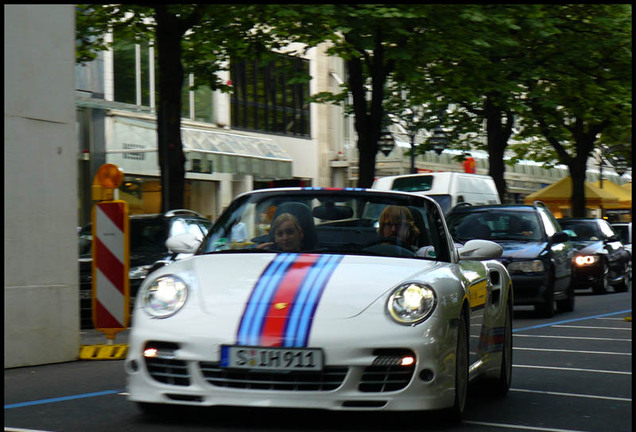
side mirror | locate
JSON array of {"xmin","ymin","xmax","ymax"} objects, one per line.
[
  {"xmin": 165, "ymin": 232, "xmax": 201, "ymax": 254},
  {"xmin": 458, "ymin": 239, "xmax": 503, "ymax": 261},
  {"xmin": 551, "ymin": 231, "xmax": 569, "ymax": 244},
  {"xmin": 606, "ymin": 234, "xmax": 620, "ymax": 243}
]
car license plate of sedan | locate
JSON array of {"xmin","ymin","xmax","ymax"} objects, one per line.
[{"xmin": 220, "ymin": 345, "xmax": 323, "ymax": 371}]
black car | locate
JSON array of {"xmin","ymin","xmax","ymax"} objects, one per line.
[
  {"xmin": 447, "ymin": 202, "xmax": 574, "ymax": 317},
  {"xmin": 558, "ymin": 218, "xmax": 630, "ymax": 294},
  {"xmin": 78, "ymin": 209, "xmax": 211, "ymax": 329}
]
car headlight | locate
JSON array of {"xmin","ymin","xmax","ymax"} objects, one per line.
[
  {"xmin": 130, "ymin": 264, "xmax": 153, "ymax": 280},
  {"xmin": 507, "ymin": 260, "xmax": 545, "ymax": 273},
  {"xmin": 574, "ymin": 255, "xmax": 599, "ymax": 266},
  {"xmin": 142, "ymin": 275, "xmax": 188, "ymax": 318},
  {"xmin": 387, "ymin": 283, "xmax": 436, "ymax": 325}
]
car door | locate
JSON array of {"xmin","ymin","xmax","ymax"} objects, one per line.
[
  {"xmin": 538, "ymin": 208, "xmax": 573, "ymax": 293},
  {"xmin": 598, "ymin": 220, "xmax": 626, "ymax": 276}
]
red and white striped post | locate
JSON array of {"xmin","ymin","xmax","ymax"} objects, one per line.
[{"xmin": 91, "ymin": 164, "xmax": 129, "ymax": 341}]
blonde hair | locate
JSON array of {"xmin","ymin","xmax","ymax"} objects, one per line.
[
  {"xmin": 271, "ymin": 213, "xmax": 302, "ymax": 236},
  {"xmin": 378, "ymin": 206, "xmax": 420, "ymax": 241}
]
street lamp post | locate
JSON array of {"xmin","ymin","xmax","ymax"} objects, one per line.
[
  {"xmin": 429, "ymin": 125, "xmax": 448, "ymax": 156},
  {"xmin": 378, "ymin": 125, "xmax": 395, "ymax": 157}
]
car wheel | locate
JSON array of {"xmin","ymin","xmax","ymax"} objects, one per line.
[
  {"xmin": 613, "ymin": 261, "xmax": 629, "ymax": 293},
  {"xmin": 556, "ymin": 284, "xmax": 575, "ymax": 313},
  {"xmin": 441, "ymin": 308, "xmax": 469, "ymax": 423},
  {"xmin": 592, "ymin": 260, "xmax": 609, "ymax": 294},
  {"xmin": 488, "ymin": 296, "xmax": 513, "ymax": 397},
  {"xmin": 535, "ymin": 282, "xmax": 555, "ymax": 318}
]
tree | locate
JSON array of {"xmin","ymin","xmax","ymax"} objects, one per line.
[
  {"xmin": 76, "ymin": 5, "xmax": 261, "ymax": 212},
  {"xmin": 261, "ymin": 5, "xmax": 450, "ymax": 187},
  {"xmin": 514, "ymin": 4, "xmax": 632, "ymax": 216}
]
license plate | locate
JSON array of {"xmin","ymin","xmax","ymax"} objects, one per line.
[{"xmin": 220, "ymin": 345, "xmax": 323, "ymax": 371}]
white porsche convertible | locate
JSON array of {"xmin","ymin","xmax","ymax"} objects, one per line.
[{"xmin": 126, "ymin": 188, "xmax": 513, "ymax": 422}]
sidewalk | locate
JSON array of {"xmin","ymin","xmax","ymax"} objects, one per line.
[{"xmin": 80, "ymin": 328, "xmax": 130, "ymax": 346}]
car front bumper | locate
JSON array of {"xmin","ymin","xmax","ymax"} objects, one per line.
[
  {"xmin": 506, "ymin": 272, "xmax": 550, "ymax": 306},
  {"xmin": 125, "ymin": 310, "xmax": 461, "ymax": 412}
]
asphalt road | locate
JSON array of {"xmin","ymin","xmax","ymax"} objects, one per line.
[{"xmin": 5, "ymin": 287, "xmax": 632, "ymax": 432}]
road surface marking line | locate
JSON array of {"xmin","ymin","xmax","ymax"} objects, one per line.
[
  {"xmin": 464, "ymin": 420, "xmax": 593, "ymax": 432},
  {"xmin": 511, "ymin": 388, "xmax": 631, "ymax": 402},
  {"xmin": 514, "ymin": 334, "xmax": 631, "ymax": 342},
  {"xmin": 514, "ymin": 347, "xmax": 631, "ymax": 356},
  {"xmin": 514, "ymin": 364, "xmax": 631, "ymax": 375},
  {"xmin": 4, "ymin": 390, "xmax": 121, "ymax": 409},
  {"xmin": 552, "ymin": 325, "xmax": 632, "ymax": 330},
  {"xmin": 513, "ymin": 309, "xmax": 631, "ymax": 333},
  {"xmin": 5, "ymin": 428, "xmax": 55, "ymax": 432}
]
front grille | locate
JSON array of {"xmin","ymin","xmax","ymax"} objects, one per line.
[
  {"xmin": 199, "ymin": 362, "xmax": 348, "ymax": 391},
  {"xmin": 359, "ymin": 365, "xmax": 415, "ymax": 392},
  {"xmin": 145, "ymin": 357, "xmax": 190, "ymax": 386}
]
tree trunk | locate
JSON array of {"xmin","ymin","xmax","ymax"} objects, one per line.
[
  {"xmin": 155, "ymin": 7, "xmax": 186, "ymax": 212},
  {"xmin": 484, "ymin": 96, "xmax": 512, "ymax": 203},
  {"xmin": 345, "ymin": 33, "xmax": 390, "ymax": 188},
  {"xmin": 569, "ymin": 157, "xmax": 588, "ymax": 217}
]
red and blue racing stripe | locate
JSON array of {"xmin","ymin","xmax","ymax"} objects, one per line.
[{"xmin": 237, "ymin": 253, "xmax": 343, "ymax": 347}]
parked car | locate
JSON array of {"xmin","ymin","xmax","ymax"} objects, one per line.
[
  {"xmin": 611, "ymin": 222, "xmax": 632, "ymax": 285},
  {"xmin": 372, "ymin": 172, "xmax": 501, "ymax": 215},
  {"xmin": 78, "ymin": 209, "xmax": 211, "ymax": 329},
  {"xmin": 611, "ymin": 222, "xmax": 632, "ymax": 254},
  {"xmin": 447, "ymin": 201, "xmax": 574, "ymax": 317},
  {"xmin": 558, "ymin": 218, "xmax": 630, "ymax": 294},
  {"xmin": 125, "ymin": 188, "xmax": 513, "ymax": 422}
]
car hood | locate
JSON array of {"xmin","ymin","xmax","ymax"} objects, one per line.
[
  {"xmin": 570, "ymin": 240, "xmax": 604, "ymax": 254},
  {"xmin": 496, "ymin": 241, "xmax": 547, "ymax": 260},
  {"xmin": 161, "ymin": 252, "xmax": 446, "ymax": 320}
]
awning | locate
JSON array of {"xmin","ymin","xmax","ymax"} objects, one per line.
[
  {"xmin": 524, "ymin": 176, "xmax": 619, "ymax": 208},
  {"xmin": 105, "ymin": 115, "xmax": 292, "ymax": 180},
  {"xmin": 591, "ymin": 180, "xmax": 632, "ymax": 209}
]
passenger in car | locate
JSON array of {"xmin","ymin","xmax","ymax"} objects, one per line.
[
  {"xmin": 378, "ymin": 206, "xmax": 420, "ymax": 248},
  {"xmin": 257, "ymin": 213, "xmax": 304, "ymax": 252}
]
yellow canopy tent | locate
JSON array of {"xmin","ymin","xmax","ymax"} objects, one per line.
[
  {"xmin": 524, "ymin": 176, "xmax": 619, "ymax": 217},
  {"xmin": 621, "ymin": 182, "xmax": 631, "ymax": 193},
  {"xmin": 591, "ymin": 180, "xmax": 632, "ymax": 209}
]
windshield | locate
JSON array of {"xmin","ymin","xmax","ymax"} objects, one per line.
[
  {"xmin": 612, "ymin": 225, "xmax": 631, "ymax": 245},
  {"xmin": 199, "ymin": 189, "xmax": 452, "ymax": 262},
  {"xmin": 447, "ymin": 209, "xmax": 544, "ymax": 243},
  {"xmin": 559, "ymin": 220, "xmax": 601, "ymax": 242}
]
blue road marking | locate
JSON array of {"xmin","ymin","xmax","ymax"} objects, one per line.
[
  {"xmin": 4, "ymin": 390, "xmax": 122, "ymax": 410},
  {"xmin": 513, "ymin": 309, "xmax": 632, "ymax": 333}
]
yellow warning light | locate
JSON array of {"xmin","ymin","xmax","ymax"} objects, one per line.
[{"xmin": 95, "ymin": 164, "xmax": 124, "ymax": 189}]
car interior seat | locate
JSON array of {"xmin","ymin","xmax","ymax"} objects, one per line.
[{"xmin": 408, "ymin": 206, "xmax": 430, "ymax": 248}]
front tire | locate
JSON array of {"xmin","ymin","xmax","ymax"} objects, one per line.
[
  {"xmin": 489, "ymin": 297, "xmax": 513, "ymax": 397},
  {"xmin": 441, "ymin": 308, "xmax": 469, "ymax": 423},
  {"xmin": 614, "ymin": 261, "xmax": 629, "ymax": 293},
  {"xmin": 592, "ymin": 260, "xmax": 609, "ymax": 294},
  {"xmin": 535, "ymin": 284, "xmax": 555, "ymax": 318},
  {"xmin": 556, "ymin": 284, "xmax": 575, "ymax": 312}
]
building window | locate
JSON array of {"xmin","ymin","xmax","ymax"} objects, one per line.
[
  {"xmin": 230, "ymin": 54, "xmax": 310, "ymax": 137},
  {"xmin": 112, "ymin": 32, "xmax": 136, "ymax": 105},
  {"xmin": 112, "ymin": 31, "xmax": 214, "ymax": 123}
]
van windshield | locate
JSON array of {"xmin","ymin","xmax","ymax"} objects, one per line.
[
  {"xmin": 426, "ymin": 195, "xmax": 452, "ymax": 214},
  {"xmin": 391, "ymin": 176, "xmax": 433, "ymax": 192}
]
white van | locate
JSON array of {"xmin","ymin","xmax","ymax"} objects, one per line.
[{"xmin": 371, "ymin": 172, "xmax": 501, "ymax": 214}]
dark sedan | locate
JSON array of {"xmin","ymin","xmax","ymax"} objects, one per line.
[
  {"xmin": 558, "ymin": 218, "xmax": 630, "ymax": 294},
  {"xmin": 448, "ymin": 202, "xmax": 574, "ymax": 317},
  {"xmin": 78, "ymin": 209, "xmax": 211, "ymax": 329}
]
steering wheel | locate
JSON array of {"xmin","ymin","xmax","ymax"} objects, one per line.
[{"xmin": 365, "ymin": 236, "xmax": 413, "ymax": 250}]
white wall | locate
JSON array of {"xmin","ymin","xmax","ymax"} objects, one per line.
[{"xmin": 4, "ymin": 5, "xmax": 78, "ymax": 368}]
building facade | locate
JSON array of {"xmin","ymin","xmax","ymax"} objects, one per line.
[{"xmin": 5, "ymin": 5, "xmax": 79, "ymax": 368}]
